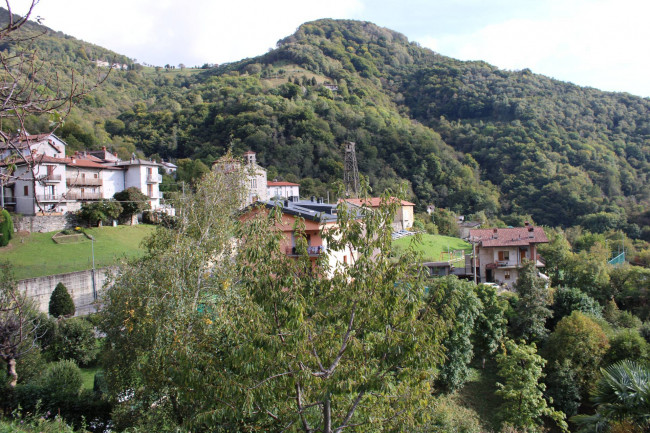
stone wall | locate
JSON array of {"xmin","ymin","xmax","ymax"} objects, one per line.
[
  {"xmin": 17, "ymin": 267, "xmax": 116, "ymax": 316},
  {"xmin": 14, "ymin": 214, "xmax": 74, "ymax": 233}
]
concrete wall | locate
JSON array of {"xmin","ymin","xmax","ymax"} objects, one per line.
[
  {"xmin": 17, "ymin": 267, "xmax": 116, "ymax": 316},
  {"xmin": 14, "ymin": 214, "xmax": 72, "ymax": 233}
]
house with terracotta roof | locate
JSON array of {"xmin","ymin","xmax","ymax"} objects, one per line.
[
  {"xmin": 468, "ymin": 223, "xmax": 548, "ymax": 289},
  {"xmin": 342, "ymin": 197, "xmax": 414, "ymax": 231},
  {"xmin": 242, "ymin": 197, "xmax": 361, "ymax": 274},
  {"xmin": 1, "ymin": 135, "xmax": 165, "ymax": 216},
  {"xmin": 267, "ymin": 180, "xmax": 300, "ymax": 200}
]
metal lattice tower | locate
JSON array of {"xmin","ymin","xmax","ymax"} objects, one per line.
[{"xmin": 343, "ymin": 141, "xmax": 360, "ymax": 198}]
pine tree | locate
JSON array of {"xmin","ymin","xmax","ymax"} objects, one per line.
[{"xmin": 49, "ymin": 282, "xmax": 75, "ymax": 317}]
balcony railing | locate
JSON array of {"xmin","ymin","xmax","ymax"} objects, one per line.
[
  {"xmin": 66, "ymin": 177, "xmax": 103, "ymax": 186},
  {"xmin": 146, "ymin": 174, "xmax": 162, "ymax": 183},
  {"xmin": 2, "ymin": 196, "xmax": 15, "ymax": 205},
  {"xmin": 66, "ymin": 191, "xmax": 102, "ymax": 200},
  {"xmin": 38, "ymin": 174, "xmax": 62, "ymax": 183},
  {"xmin": 36, "ymin": 194, "xmax": 67, "ymax": 202},
  {"xmin": 286, "ymin": 245, "xmax": 325, "ymax": 256}
]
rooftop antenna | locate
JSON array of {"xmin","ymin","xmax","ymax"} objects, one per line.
[{"xmin": 343, "ymin": 141, "xmax": 360, "ymax": 198}]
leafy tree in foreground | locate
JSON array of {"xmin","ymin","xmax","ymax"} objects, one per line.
[
  {"xmin": 495, "ymin": 339, "xmax": 567, "ymax": 433},
  {"xmin": 102, "ymin": 171, "xmax": 453, "ymax": 431},
  {"xmin": 48, "ymin": 282, "xmax": 75, "ymax": 318},
  {"xmin": 573, "ymin": 360, "xmax": 650, "ymax": 433},
  {"xmin": 473, "ymin": 283, "xmax": 508, "ymax": 368}
]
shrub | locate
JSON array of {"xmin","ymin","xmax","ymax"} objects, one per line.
[
  {"xmin": 604, "ymin": 329, "xmax": 648, "ymax": 365},
  {"xmin": 48, "ymin": 283, "xmax": 75, "ymax": 317},
  {"xmin": 0, "ymin": 208, "xmax": 13, "ymax": 247},
  {"xmin": 48, "ymin": 317, "xmax": 98, "ymax": 366}
]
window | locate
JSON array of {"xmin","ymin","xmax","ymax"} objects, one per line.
[
  {"xmin": 251, "ymin": 178, "xmax": 257, "ymax": 189},
  {"xmin": 23, "ymin": 185, "xmax": 28, "ymax": 196},
  {"xmin": 504, "ymin": 271, "xmax": 511, "ymax": 279},
  {"xmin": 147, "ymin": 184, "xmax": 154, "ymax": 198},
  {"xmin": 498, "ymin": 251, "xmax": 510, "ymax": 261}
]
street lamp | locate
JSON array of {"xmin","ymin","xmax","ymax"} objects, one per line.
[{"xmin": 90, "ymin": 234, "xmax": 96, "ymax": 300}]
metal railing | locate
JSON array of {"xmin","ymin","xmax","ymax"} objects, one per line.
[
  {"xmin": 67, "ymin": 177, "xmax": 103, "ymax": 186},
  {"xmin": 66, "ymin": 191, "xmax": 102, "ymax": 200},
  {"xmin": 39, "ymin": 174, "xmax": 62, "ymax": 182},
  {"xmin": 36, "ymin": 194, "xmax": 66, "ymax": 202},
  {"xmin": 285, "ymin": 245, "xmax": 325, "ymax": 256},
  {"xmin": 146, "ymin": 174, "xmax": 162, "ymax": 183}
]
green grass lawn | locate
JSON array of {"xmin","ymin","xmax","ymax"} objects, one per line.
[
  {"xmin": 80, "ymin": 366, "xmax": 102, "ymax": 391},
  {"xmin": 0, "ymin": 225, "xmax": 156, "ymax": 280},
  {"xmin": 454, "ymin": 362, "xmax": 502, "ymax": 432},
  {"xmin": 393, "ymin": 233, "xmax": 471, "ymax": 262}
]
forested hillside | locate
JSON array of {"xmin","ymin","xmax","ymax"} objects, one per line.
[{"xmin": 3, "ymin": 12, "xmax": 650, "ymax": 233}]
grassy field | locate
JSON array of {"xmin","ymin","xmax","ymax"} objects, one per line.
[
  {"xmin": 80, "ymin": 366, "xmax": 102, "ymax": 390},
  {"xmin": 393, "ymin": 233, "xmax": 472, "ymax": 262},
  {"xmin": 0, "ymin": 225, "xmax": 156, "ymax": 280}
]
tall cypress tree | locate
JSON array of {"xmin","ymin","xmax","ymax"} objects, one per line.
[
  {"xmin": 0, "ymin": 208, "xmax": 13, "ymax": 247},
  {"xmin": 49, "ymin": 282, "xmax": 75, "ymax": 317}
]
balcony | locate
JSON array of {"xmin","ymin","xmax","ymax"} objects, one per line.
[
  {"xmin": 39, "ymin": 174, "xmax": 62, "ymax": 183},
  {"xmin": 67, "ymin": 177, "xmax": 103, "ymax": 186},
  {"xmin": 2, "ymin": 196, "xmax": 15, "ymax": 205},
  {"xmin": 486, "ymin": 261, "xmax": 518, "ymax": 269},
  {"xmin": 146, "ymin": 174, "xmax": 162, "ymax": 183},
  {"xmin": 36, "ymin": 194, "xmax": 67, "ymax": 202},
  {"xmin": 66, "ymin": 191, "xmax": 102, "ymax": 200},
  {"xmin": 285, "ymin": 245, "xmax": 325, "ymax": 256}
]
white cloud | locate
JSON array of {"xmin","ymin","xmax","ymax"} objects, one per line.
[{"xmin": 416, "ymin": 0, "xmax": 650, "ymax": 96}]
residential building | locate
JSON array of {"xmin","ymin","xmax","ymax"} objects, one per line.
[
  {"xmin": 242, "ymin": 197, "xmax": 360, "ymax": 273},
  {"xmin": 342, "ymin": 197, "xmax": 415, "ymax": 231},
  {"xmin": 1, "ymin": 135, "xmax": 164, "ymax": 215},
  {"xmin": 468, "ymin": 223, "xmax": 548, "ymax": 289},
  {"xmin": 212, "ymin": 150, "xmax": 268, "ymax": 206},
  {"xmin": 267, "ymin": 180, "xmax": 300, "ymax": 199}
]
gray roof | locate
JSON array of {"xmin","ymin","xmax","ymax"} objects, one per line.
[{"xmin": 257, "ymin": 198, "xmax": 362, "ymax": 223}]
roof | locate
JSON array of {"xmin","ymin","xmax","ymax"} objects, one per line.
[
  {"xmin": 111, "ymin": 158, "xmax": 161, "ymax": 167},
  {"xmin": 469, "ymin": 226, "xmax": 549, "ymax": 247},
  {"xmin": 0, "ymin": 133, "xmax": 63, "ymax": 150},
  {"xmin": 4, "ymin": 154, "xmax": 122, "ymax": 170},
  {"xmin": 268, "ymin": 181, "xmax": 300, "ymax": 187},
  {"xmin": 248, "ymin": 198, "xmax": 361, "ymax": 223},
  {"xmin": 342, "ymin": 197, "xmax": 415, "ymax": 207}
]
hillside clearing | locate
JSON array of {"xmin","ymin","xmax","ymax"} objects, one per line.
[{"xmin": 0, "ymin": 225, "xmax": 155, "ymax": 280}]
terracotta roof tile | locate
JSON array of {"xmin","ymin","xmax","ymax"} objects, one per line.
[
  {"xmin": 268, "ymin": 181, "xmax": 300, "ymax": 187},
  {"xmin": 469, "ymin": 226, "xmax": 548, "ymax": 247},
  {"xmin": 342, "ymin": 197, "xmax": 415, "ymax": 207}
]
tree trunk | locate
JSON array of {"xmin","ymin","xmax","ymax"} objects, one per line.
[
  {"xmin": 323, "ymin": 396, "xmax": 331, "ymax": 433},
  {"xmin": 7, "ymin": 358, "xmax": 17, "ymax": 388}
]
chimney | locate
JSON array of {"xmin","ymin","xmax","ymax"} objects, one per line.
[
  {"xmin": 524, "ymin": 221, "xmax": 529, "ymax": 227},
  {"xmin": 311, "ymin": 196, "xmax": 316, "ymax": 202},
  {"xmin": 493, "ymin": 228, "xmax": 498, "ymax": 233},
  {"xmin": 102, "ymin": 146, "xmax": 106, "ymax": 151},
  {"xmin": 528, "ymin": 227, "xmax": 534, "ymax": 232},
  {"xmin": 284, "ymin": 199, "xmax": 289, "ymax": 207},
  {"xmin": 318, "ymin": 197, "xmax": 324, "ymax": 203}
]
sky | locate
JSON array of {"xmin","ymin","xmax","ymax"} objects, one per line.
[{"xmin": 10, "ymin": 0, "xmax": 650, "ymax": 97}]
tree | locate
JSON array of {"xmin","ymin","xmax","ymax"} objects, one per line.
[
  {"xmin": 573, "ymin": 360, "xmax": 650, "ymax": 432},
  {"xmin": 473, "ymin": 283, "xmax": 508, "ymax": 368},
  {"xmin": 495, "ymin": 339, "xmax": 567, "ymax": 432},
  {"xmin": 550, "ymin": 286, "xmax": 602, "ymax": 329},
  {"xmin": 48, "ymin": 282, "xmax": 75, "ymax": 318},
  {"xmin": 77, "ymin": 200, "xmax": 123, "ymax": 227},
  {"xmin": 544, "ymin": 311, "xmax": 609, "ymax": 398},
  {"xmin": 511, "ymin": 260, "xmax": 553, "ymax": 342},
  {"xmin": 47, "ymin": 317, "xmax": 98, "ymax": 366},
  {"xmin": 435, "ymin": 276, "xmax": 481, "ymax": 391},
  {"xmin": 0, "ymin": 1, "xmax": 106, "ymax": 215},
  {"xmin": 0, "ymin": 261, "xmax": 41, "ymax": 387},
  {"xmin": 113, "ymin": 187, "xmax": 150, "ymax": 224},
  {"xmin": 101, "ymin": 173, "xmax": 452, "ymax": 431},
  {"xmin": 0, "ymin": 208, "xmax": 12, "ymax": 247}
]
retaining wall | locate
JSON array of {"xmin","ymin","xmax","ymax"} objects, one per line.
[
  {"xmin": 14, "ymin": 215, "xmax": 72, "ymax": 233},
  {"xmin": 18, "ymin": 267, "xmax": 116, "ymax": 316}
]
